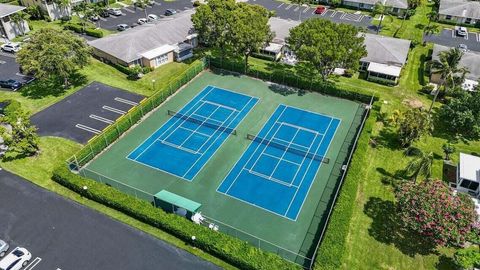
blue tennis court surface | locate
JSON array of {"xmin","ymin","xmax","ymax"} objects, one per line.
[
  {"xmin": 128, "ymin": 86, "xmax": 258, "ymax": 181},
  {"xmin": 217, "ymin": 105, "xmax": 340, "ymax": 220}
]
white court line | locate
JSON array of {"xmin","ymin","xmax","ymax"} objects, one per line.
[
  {"xmin": 102, "ymin": 105, "xmax": 126, "ymax": 114},
  {"xmin": 280, "ymin": 121, "xmax": 323, "ymax": 135},
  {"xmin": 278, "ymin": 2, "xmax": 284, "ymax": 7},
  {"xmin": 90, "ymin": 114, "xmax": 114, "ymax": 124},
  {"xmin": 114, "ymin": 97, "xmax": 138, "ymax": 106},
  {"xmin": 161, "ymin": 140, "xmax": 198, "ymax": 154},
  {"xmin": 203, "ymin": 100, "xmax": 239, "ymax": 112},
  {"xmin": 25, "ymin": 257, "xmax": 42, "ymax": 270},
  {"xmin": 76, "ymin": 124, "xmax": 101, "ymax": 134},
  {"xmin": 261, "ymin": 152, "xmax": 302, "ymax": 166},
  {"xmin": 246, "ymin": 168, "xmax": 296, "ymax": 188}
]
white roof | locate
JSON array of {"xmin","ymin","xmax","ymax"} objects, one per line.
[
  {"xmin": 367, "ymin": 62, "xmax": 402, "ymax": 77},
  {"xmin": 264, "ymin": 43, "xmax": 283, "ymax": 54},
  {"xmin": 0, "ymin": 3, "xmax": 25, "ymax": 18},
  {"xmin": 459, "ymin": 153, "xmax": 480, "ymax": 183},
  {"xmin": 140, "ymin": 44, "xmax": 176, "ymax": 59}
]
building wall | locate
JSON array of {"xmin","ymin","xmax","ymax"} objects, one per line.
[
  {"xmin": 20, "ymin": 0, "xmax": 71, "ymax": 20},
  {"xmin": 343, "ymin": 1, "xmax": 405, "ymax": 15},
  {"xmin": 92, "ymin": 48, "xmax": 130, "ymax": 67},
  {"xmin": 142, "ymin": 51, "xmax": 174, "ymax": 69},
  {"xmin": 439, "ymin": 14, "xmax": 479, "ymax": 25},
  {"xmin": 0, "ymin": 16, "xmax": 30, "ymax": 40}
]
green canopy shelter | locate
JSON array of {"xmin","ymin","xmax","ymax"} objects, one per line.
[{"xmin": 154, "ymin": 190, "xmax": 202, "ymax": 218}]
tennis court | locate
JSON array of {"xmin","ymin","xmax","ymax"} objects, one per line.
[
  {"xmin": 128, "ymin": 86, "xmax": 258, "ymax": 181},
  {"xmin": 218, "ymin": 105, "xmax": 340, "ymax": 220}
]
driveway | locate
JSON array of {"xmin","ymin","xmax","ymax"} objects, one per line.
[
  {"xmin": 99, "ymin": 0, "xmax": 193, "ymax": 31},
  {"xmin": 0, "ymin": 53, "xmax": 34, "ymax": 88},
  {"xmin": 248, "ymin": 0, "xmax": 372, "ymax": 28},
  {"xmin": 0, "ymin": 169, "xmax": 221, "ymax": 270},
  {"xmin": 30, "ymin": 82, "xmax": 144, "ymax": 144},
  {"xmin": 424, "ymin": 29, "xmax": 480, "ymax": 52}
]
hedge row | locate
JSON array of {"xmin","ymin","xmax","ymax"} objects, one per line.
[
  {"xmin": 52, "ymin": 166, "xmax": 300, "ymax": 270},
  {"xmin": 207, "ymin": 57, "xmax": 378, "ymax": 104},
  {"xmin": 63, "ymin": 23, "xmax": 104, "ymax": 38},
  {"xmin": 313, "ymin": 104, "xmax": 379, "ymax": 270}
]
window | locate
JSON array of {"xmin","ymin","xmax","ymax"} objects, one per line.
[
  {"xmin": 446, "ymin": 15, "xmax": 452, "ymax": 20},
  {"xmin": 131, "ymin": 58, "xmax": 142, "ymax": 67},
  {"xmin": 465, "ymin": 18, "xmax": 472, "ymax": 24},
  {"xmin": 460, "ymin": 179, "xmax": 480, "ymax": 191},
  {"xmin": 154, "ymin": 54, "xmax": 168, "ymax": 67}
]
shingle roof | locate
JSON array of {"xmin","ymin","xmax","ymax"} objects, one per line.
[
  {"xmin": 439, "ymin": 0, "xmax": 480, "ymax": 19},
  {"xmin": 88, "ymin": 10, "xmax": 195, "ymax": 63},
  {"xmin": 432, "ymin": 44, "xmax": 480, "ymax": 81},
  {"xmin": 268, "ymin": 17, "xmax": 300, "ymax": 44},
  {"xmin": 361, "ymin": 33, "xmax": 411, "ymax": 66},
  {"xmin": 0, "ymin": 3, "xmax": 25, "ymax": 18},
  {"xmin": 344, "ymin": 0, "xmax": 408, "ymax": 9}
]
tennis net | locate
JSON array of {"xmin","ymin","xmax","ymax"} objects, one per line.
[
  {"xmin": 246, "ymin": 134, "xmax": 329, "ymax": 164},
  {"xmin": 168, "ymin": 110, "xmax": 237, "ymax": 135}
]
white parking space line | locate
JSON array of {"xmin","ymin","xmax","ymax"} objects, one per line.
[
  {"xmin": 303, "ymin": 7, "xmax": 310, "ymax": 13},
  {"xmin": 24, "ymin": 257, "xmax": 42, "ymax": 270},
  {"xmin": 285, "ymin": 4, "xmax": 292, "ymax": 10},
  {"xmin": 183, "ymin": 6, "xmax": 189, "ymax": 10},
  {"xmin": 124, "ymin": 7, "xmax": 135, "ymax": 13},
  {"xmin": 153, "ymin": 1, "xmax": 160, "ymax": 5},
  {"xmin": 476, "ymin": 33, "xmax": 480, "ymax": 42},
  {"xmin": 464, "ymin": 33, "xmax": 468, "ymax": 40},
  {"xmin": 293, "ymin": 6, "xmax": 299, "ymax": 11},
  {"xmin": 90, "ymin": 114, "xmax": 114, "ymax": 124},
  {"xmin": 277, "ymin": 3, "xmax": 284, "ymax": 7},
  {"xmin": 114, "ymin": 97, "xmax": 138, "ymax": 106},
  {"xmin": 99, "ymin": 17, "xmax": 107, "ymax": 21},
  {"xmin": 331, "ymin": 10, "xmax": 339, "ymax": 17},
  {"xmin": 76, "ymin": 124, "xmax": 101, "ymax": 134},
  {"xmin": 102, "ymin": 105, "xmax": 126, "ymax": 114},
  {"xmin": 451, "ymin": 29, "xmax": 455, "ymax": 38}
]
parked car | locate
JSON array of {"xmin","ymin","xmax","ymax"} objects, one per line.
[
  {"xmin": 137, "ymin": 18, "xmax": 148, "ymax": 24},
  {"xmin": 314, "ymin": 5, "xmax": 326, "ymax": 14},
  {"xmin": 0, "ymin": 43, "xmax": 20, "ymax": 53},
  {"xmin": 100, "ymin": 9, "xmax": 110, "ymax": 17},
  {"xmin": 0, "ymin": 247, "xmax": 31, "ymax": 270},
  {"xmin": 147, "ymin": 14, "xmax": 158, "ymax": 21},
  {"xmin": 164, "ymin": 9, "xmax": 176, "ymax": 16},
  {"xmin": 108, "ymin": 8, "xmax": 122, "ymax": 16},
  {"xmin": 0, "ymin": 80, "xmax": 22, "ymax": 90},
  {"xmin": 117, "ymin": 24, "xmax": 130, "ymax": 31},
  {"xmin": 456, "ymin": 26, "xmax": 467, "ymax": 36},
  {"xmin": 458, "ymin": 43, "xmax": 468, "ymax": 51},
  {"xmin": 89, "ymin": 14, "xmax": 99, "ymax": 21},
  {"xmin": 0, "ymin": 240, "xmax": 8, "ymax": 257}
]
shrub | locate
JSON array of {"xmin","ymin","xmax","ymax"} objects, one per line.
[
  {"xmin": 52, "ymin": 166, "xmax": 300, "ymax": 270},
  {"xmin": 85, "ymin": 28, "xmax": 104, "ymax": 38},
  {"xmin": 193, "ymin": 0, "xmax": 201, "ymax": 6},
  {"xmin": 63, "ymin": 23, "xmax": 83, "ymax": 33},
  {"xmin": 454, "ymin": 248, "xmax": 480, "ymax": 269}
]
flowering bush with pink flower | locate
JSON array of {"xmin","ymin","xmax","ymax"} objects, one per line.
[{"xmin": 395, "ymin": 179, "xmax": 478, "ymax": 247}]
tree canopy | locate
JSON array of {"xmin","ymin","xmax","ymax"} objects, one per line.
[
  {"xmin": 17, "ymin": 28, "xmax": 91, "ymax": 87},
  {"xmin": 439, "ymin": 91, "xmax": 480, "ymax": 140},
  {"xmin": 397, "ymin": 108, "xmax": 433, "ymax": 147},
  {"xmin": 286, "ymin": 19, "xmax": 366, "ymax": 79},
  {"xmin": 395, "ymin": 179, "xmax": 478, "ymax": 247}
]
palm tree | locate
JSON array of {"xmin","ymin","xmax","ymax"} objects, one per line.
[
  {"xmin": 53, "ymin": 0, "xmax": 71, "ymax": 17},
  {"xmin": 427, "ymin": 10, "xmax": 438, "ymax": 28},
  {"xmin": 9, "ymin": 12, "xmax": 29, "ymax": 36},
  {"xmin": 291, "ymin": 0, "xmax": 308, "ymax": 21},
  {"xmin": 429, "ymin": 48, "xmax": 468, "ymax": 113},
  {"xmin": 372, "ymin": 2, "xmax": 386, "ymax": 34},
  {"xmin": 423, "ymin": 24, "xmax": 439, "ymax": 36},
  {"xmin": 405, "ymin": 151, "xmax": 433, "ymax": 183}
]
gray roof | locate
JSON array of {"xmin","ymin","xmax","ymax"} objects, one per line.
[
  {"xmin": 439, "ymin": 0, "xmax": 480, "ymax": 19},
  {"xmin": 432, "ymin": 44, "xmax": 480, "ymax": 81},
  {"xmin": 361, "ymin": 33, "xmax": 411, "ymax": 66},
  {"xmin": 88, "ymin": 9, "xmax": 195, "ymax": 63},
  {"xmin": 0, "ymin": 3, "xmax": 25, "ymax": 18},
  {"xmin": 268, "ymin": 17, "xmax": 300, "ymax": 44},
  {"xmin": 344, "ymin": 0, "xmax": 408, "ymax": 9}
]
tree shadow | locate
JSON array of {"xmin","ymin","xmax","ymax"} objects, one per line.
[
  {"xmin": 21, "ymin": 73, "xmax": 87, "ymax": 99},
  {"xmin": 435, "ymin": 254, "xmax": 456, "ymax": 270},
  {"xmin": 417, "ymin": 52, "xmax": 427, "ymax": 86},
  {"xmin": 376, "ymin": 167, "xmax": 408, "ymax": 187},
  {"xmin": 364, "ymin": 197, "xmax": 438, "ymax": 257},
  {"xmin": 374, "ymin": 127, "xmax": 402, "ymax": 150},
  {"xmin": 416, "ymin": 23, "xmax": 425, "ymax": 30}
]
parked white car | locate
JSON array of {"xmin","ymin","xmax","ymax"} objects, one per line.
[
  {"xmin": 456, "ymin": 26, "xmax": 467, "ymax": 36},
  {"xmin": 137, "ymin": 18, "xmax": 147, "ymax": 25},
  {"xmin": 108, "ymin": 8, "xmax": 122, "ymax": 16},
  {"xmin": 0, "ymin": 247, "xmax": 31, "ymax": 270},
  {"xmin": 147, "ymin": 14, "xmax": 158, "ymax": 21},
  {"xmin": 0, "ymin": 240, "xmax": 8, "ymax": 257},
  {"xmin": 0, "ymin": 43, "xmax": 20, "ymax": 53}
]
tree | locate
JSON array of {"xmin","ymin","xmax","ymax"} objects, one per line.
[
  {"xmin": 395, "ymin": 179, "xmax": 478, "ymax": 247},
  {"xmin": 9, "ymin": 12, "xmax": 29, "ymax": 36},
  {"xmin": 454, "ymin": 248, "xmax": 480, "ymax": 270},
  {"xmin": 398, "ymin": 108, "xmax": 433, "ymax": 147},
  {"xmin": 372, "ymin": 2, "xmax": 387, "ymax": 34},
  {"xmin": 287, "ymin": 19, "xmax": 366, "ymax": 79},
  {"xmin": 230, "ymin": 3, "xmax": 273, "ymax": 73},
  {"xmin": 17, "ymin": 28, "xmax": 91, "ymax": 87},
  {"xmin": 423, "ymin": 24, "xmax": 439, "ymax": 36},
  {"xmin": 405, "ymin": 150, "xmax": 433, "ymax": 182},
  {"xmin": 53, "ymin": 0, "xmax": 71, "ymax": 17},
  {"xmin": 407, "ymin": 0, "xmax": 420, "ymax": 8},
  {"xmin": 427, "ymin": 10, "xmax": 438, "ymax": 27},
  {"xmin": 439, "ymin": 91, "xmax": 480, "ymax": 140},
  {"xmin": 191, "ymin": 0, "xmax": 237, "ymax": 56},
  {"xmin": 442, "ymin": 143, "xmax": 455, "ymax": 160},
  {"xmin": 290, "ymin": 0, "xmax": 308, "ymax": 21},
  {"xmin": 429, "ymin": 48, "xmax": 468, "ymax": 113}
]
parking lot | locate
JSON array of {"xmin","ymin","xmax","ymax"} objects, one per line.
[
  {"xmin": 98, "ymin": 0, "xmax": 192, "ymax": 31},
  {"xmin": 30, "ymin": 82, "xmax": 144, "ymax": 144},
  {"xmin": 248, "ymin": 0, "xmax": 372, "ymax": 28},
  {"xmin": 424, "ymin": 29, "xmax": 480, "ymax": 52},
  {"xmin": 0, "ymin": 169, "xmax": 221, "ymax": 270},
  {"xmin": 0, "ymin": 53, "xmax": 34, "ymax": 89}
]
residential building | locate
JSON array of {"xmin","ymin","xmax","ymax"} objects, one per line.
[
  {"xmin": 0, "ymin": 3, "xmax": 30, "ymax": 41},
  {"xmin": 89, "ymin": 10, "xmax": 197, "ymax": 69},
  {"xmin": 430, "ymin": 44, "xmax": 480, "ymax": 91},
  {"xmin": 360, "ymin": 33, "xmax": 411, "ymax": 84},
  {"xmin": 20, "ymin": 0, "xmax": 81, "ymax": 20},
  {"xmin": 342, "ymin": 0, "xmax": 408, "ymax": 15},
  {"xmin": 259, "ymin": 17, "xmax": 300, "ymax": 61},
  {"xmin": 454, "ymin": 153, "xmax": 480, "ymax": 198},
  {"xmin": 438, "ymin": 0, "xmax": 480, "ymax": 25}
]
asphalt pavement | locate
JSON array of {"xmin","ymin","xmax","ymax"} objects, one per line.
[
  {"xmin": 0, "ymin": 169, "xmax": 221, "ymax": 270},
  {"xmin": 0, "ymin": 53, "xmax": 34, "ymax": 87},
  {"xmin": 424, "ymin": 29, "xmax": 480, "ymax": 52}
]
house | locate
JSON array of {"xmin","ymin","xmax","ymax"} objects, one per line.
[
  {"xmin": 454, "ymin": 153, "xmax": 480, "ymax": 198},
  {"xmin": 438, "ymin": 0, "xmax": 480, "ymax": 26},
  {"xmin": 257, "ymin": 17, "xmax": 300, "ymax": 61},
  {"xmin": 0, "ymin": 3, "xmax": 30, "ymax": 41},
  {"xmin": 20, "ymin": 0, "xmax": 69, "ymax": 20},
  {"xmin": 430, "ymin": 44, "xmax": 480, "ymax": 91},
  {"xmin": 342, "ymin": 0, "xmax": 408, "ymax": 15},
  {"xmin": 89, "ymin": 10, "xmax": 198, "ymax": 69},
  {"xmin": 360, "ymin": 33, "xmax": 411, "ymax": 84}
]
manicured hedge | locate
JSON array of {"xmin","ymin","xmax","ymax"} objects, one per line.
[
  {"xmin": 63, "ymin": 23, "xmax": 104, "ymax": 38},
  {"xmin": 313, "ymin": 104, "xmax": 379, "ymax": 270},
  {"xmin": 207, "ymin": 56, "xmax": 377, "ymax": 104},
  {"xmin": 52, "ymin": 166, "xmax": 300, "ymax": 270},
  {"xmin": 85, "ymin": 28, "xmax": 104, "ymax": 38}
]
